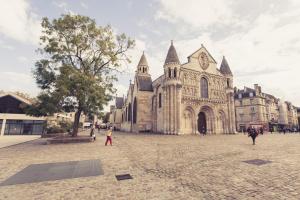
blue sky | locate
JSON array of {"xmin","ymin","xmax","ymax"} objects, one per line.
[{"xmin": 1, "ymin": 0, "xmax": 300, "ymax": 108}]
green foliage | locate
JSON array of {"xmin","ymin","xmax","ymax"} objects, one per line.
[
  {"xmin": 46, "ymin": 121, "xmax": 73, "ymax": 134},
  {"xmin": 59, "ymin": 121, "xmax": 73, "ymax": 131},
  {"xmin": 26, "ymin": 14, "xmax": 135, "ymax": 136},
  {"xmin": 46, "ymin": 126, "xmax": 65, "ymax": 134}
]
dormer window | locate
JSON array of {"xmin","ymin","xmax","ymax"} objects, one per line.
[
  {"xmin": 249, "ymin": 92, "xmax": 253, "ymax": 97},
  {"xmin": 238, "ymin": 93, "xmax": 242, "ymax": 99}
]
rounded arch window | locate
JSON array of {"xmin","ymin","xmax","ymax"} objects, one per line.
[{"xmin": 174, "ymin": 68, "xmax": 177, "ymax": 78}]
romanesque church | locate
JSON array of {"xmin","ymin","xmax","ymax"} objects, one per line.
[{"xmin": 110, "ymin": 41, "xmax": 236, "ymax": 134}]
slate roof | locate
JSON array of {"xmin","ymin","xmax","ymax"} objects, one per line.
[
  {"xmin": 220, "ymin": 56, "xmax": 233, "ymax": 76},
  {"xmin": 234, "ymin": 87, "xmax": 256, "ymax": 99},
  {"xmin": 164, "ymin": 41, "xmax": 180, "ymax": 65},
  {"xmin": 0, "ymin": 92, "xmax": 32, "ymax": 105},
  {"xmin": 137, "ymin": 76, "xmax": 153, "ymax": 91},
  {"xmin": 137, "ymin": 52, "xmax": 148, "ymax": 66},
  {"xmin": 115, "ymin": 97, "xmax": 124, "ymax": 109}
]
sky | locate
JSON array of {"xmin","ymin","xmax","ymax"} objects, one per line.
[{"xmin": 0, "ymin": 0, "xmax": 300, "ymax": 109}]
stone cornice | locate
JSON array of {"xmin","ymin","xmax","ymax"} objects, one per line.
[{"xmin": 182, "ymin": 96, "xmax": 226, "ymax": 105}]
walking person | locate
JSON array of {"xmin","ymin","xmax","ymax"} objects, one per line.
[
  {"xmin": 105, "ymin": 127, "xmax": 113, "ymax": 146},
  {"xmin": 259, "ymin": 127, "xmax": 264, "ymax": 135},
  {"xmin": 90, "ymin": 125, "xmax": 96, "ymax": 141},
  {"xmin": 249, "ymin": 127, "xmax": 258, "ymax": 145}
]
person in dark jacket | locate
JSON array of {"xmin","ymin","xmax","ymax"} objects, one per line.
[
  {"xmin": 249, "ymin": 127, "xmax": 258, "ymax": 145},
  {"xmin": 259, "ymin": 127, "xmax": 264, "ymax": 135},
  {"xmin": 247, "ymin": 127, "xmax": 251, "ymax": 136}
]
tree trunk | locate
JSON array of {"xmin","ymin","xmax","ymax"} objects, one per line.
[{"xmin": 72, "ymin": 109, "xmax": 82, "ymax": 137}]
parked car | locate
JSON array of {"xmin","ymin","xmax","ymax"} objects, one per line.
[
  {"xmin": 100, "ymin": 123, "xmax": 107, "ymax": 129},
  {"xmin": 83, "ymin": 122, "xmax": 92, "ymax": 128}
]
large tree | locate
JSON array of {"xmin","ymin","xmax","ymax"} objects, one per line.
[{"xmin": 27, "ymin": 14, "xmax": 134, "ymax": 136}]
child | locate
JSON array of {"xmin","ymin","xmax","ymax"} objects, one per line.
[{"xmin": 105, "ymin": 127, "xmax": 113, "ymax": 146}]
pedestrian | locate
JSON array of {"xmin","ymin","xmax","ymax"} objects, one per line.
[
  {"xmin": 90, "ymin": 125, "xmax": 96, "ymax": 141},
  {"xmin": 247, "ymin": 126, "xmax": 251, "ymax": 135},
  {"xmin": 259, "ymin": 127, "xmax": 264, "ymax": 135},
  {"xmin": 249, "ymin": 127, "xmax": 258, "ymax": 145},
  {"xmin": 105, "ymin": 127, "xmax": 113, "ymax": 146}
]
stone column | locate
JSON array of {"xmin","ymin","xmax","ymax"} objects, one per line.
[
  {"xmin": 166, "ymin": 87, "xmax": 170, "ymax": 134},
  {"xmin": 169, "ymin": 85, "xmax": 173, "ymax": 134},
  {"xmin": 172, "ymin": 85, "xmax": 175, "ymax": 134},
  {"xmin": 163, "ymin": 89, "xmax": 167, "ymax": 134},
  {"xmin": 1, "ymin": 119, "xmax": 6, "ymax": 136},
  {"xmin": 168, "ymin": 86, "xmax": 172, "ymax": 134},
  {"xmin": 227, "ymin": 94, "xmax": 233, "ymax": 134},
  {"xmin": 175, "ymin": 86, "xmax": 181, "ymax": 134},
  {"xmin": 230, "ymin": 94, "xmax": 236, "ymax": 133}
]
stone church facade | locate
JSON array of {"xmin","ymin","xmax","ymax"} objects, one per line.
[{"xmin": 112, "ymin": 41, "xmax": 236, "ymax": 135}]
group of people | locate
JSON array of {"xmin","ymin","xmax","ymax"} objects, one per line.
[{"xmin": 90, "ymin": 124, "xmax": 113, "ymax": 146}]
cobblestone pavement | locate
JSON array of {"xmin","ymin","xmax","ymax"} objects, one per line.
[
  {"xmin": 0, "ymin": 136, "xmax": 40, "ymax": 149},
  {"xmin": 0, "ymin": 132, "xmax": 300, "ymax": 200}
]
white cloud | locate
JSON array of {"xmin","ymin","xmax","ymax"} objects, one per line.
[
  {"xmin": 153, "ymin": 0, "xmax": 300, "ymax": 106},
  {"xmin": 0, "ymin": 0, "xmax": 41, "ymax": 45},
  {"xmin": 0, "ymin": 71, "xmax": 38, "ymax": 96},
  {"xmin": 53, "ymin": 0, "xmax": 75, "ymax": 14},
  {"xmin": 53, "ymin": 1, "xmax": 67, "ymax": 8},
  {"xmin": 123, "ymin": 39, "xmax": 147, "ymax": 75},
  {"xmin": 80, "ymin": 2, "xmax": 88, "ymax": 9},
  {"xmin": 0, "ymin": 40, "xmax": 14, "ymax": 50},
  {"xmin": 17, "ymin": 56, "xmax": 29, "ymax": 63},
  {"xmin": 155, "ymin": 0, "xmax": 234, "ymax": 28}
]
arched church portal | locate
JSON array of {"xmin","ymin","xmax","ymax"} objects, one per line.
[
  {"xmin": 198, "ymin": 112, "xmax": 207, "ymax": 134},
  {"xmin": 198, "ymin": 106, "xmax": 215, "ymax": 134}
]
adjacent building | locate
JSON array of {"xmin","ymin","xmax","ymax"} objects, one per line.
[
  {"xmin": 110, "ymin": 41, "xmax": 236, "ymax": 134},
  {"xmin": 234, "ymin": 84, "xmax": 299, "ymax": 132},
  {"xmin": 108, "ymin": 98, "xmax": 124, "ymax": 130},
  {"xmin": 0, "ymin": 92, "xmax": 46, "ymax": 136},
  {"xmin": 0, "ymin": 92, "xmax": 86, "ymax": 136}
]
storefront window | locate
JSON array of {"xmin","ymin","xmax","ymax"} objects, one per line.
[{"xmin": 4, "ymin": 120, "xmax": 45, "ymax": 135}]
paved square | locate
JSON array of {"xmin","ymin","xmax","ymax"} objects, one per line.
[
  {"xmin": 0, "ymin": 160, "xmax": 103, "ymax": 186},
  {"xmin": 0, "ymin": 132, "xmax": 300, "ymax": 199}
]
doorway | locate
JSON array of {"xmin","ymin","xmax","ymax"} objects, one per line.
[{"xmin": 198, "ymin": 112, "xmax": 207, "ymax": 134}]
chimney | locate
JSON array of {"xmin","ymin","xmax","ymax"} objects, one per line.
[{"xmin": 254, "ymin": 84, "xmax": 261, "ymax": 95}]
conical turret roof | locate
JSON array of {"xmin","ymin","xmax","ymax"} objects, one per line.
[
  {"xmin": 220, "ymin": 56, "xmax": 233, "ymax": 76},
  {"xmin": 164, "ymin": 40, "xmax": 180, "ymax": 65},
  {"xmin": 137, "ymin": 52, "xmax": 148, "ymax": 66}
]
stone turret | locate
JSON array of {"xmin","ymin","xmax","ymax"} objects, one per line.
[
  {"xmin": 164, "ymin": 40, "xmax": 180, "ymax": 80},
  {"xmin": 136, "ymin": 51, "xmax": 150, "ymax": 76},
  {"xmin": 163, "ymin": 41, "xmax": 182, "ymax": 135},
  {"xmin": 221, "ymin": 56, "xmax": 236, "ymax": 133}
]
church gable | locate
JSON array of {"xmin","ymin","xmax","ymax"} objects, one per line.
[{"xmin": 181, "ymin": 45, "xmax": 221, "ymax": 75}]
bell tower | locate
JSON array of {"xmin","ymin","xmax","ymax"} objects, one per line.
[
  {"xmin": 163, "ymin": 41, "xmax": 182, "ymax": 134},
  {"xmin": 136, "ymin": 51, "xmax": 150, "ymax": 76},
  {"xmin": 220, "ymin": 56, "xmax": 236, "ymax": 133}
]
